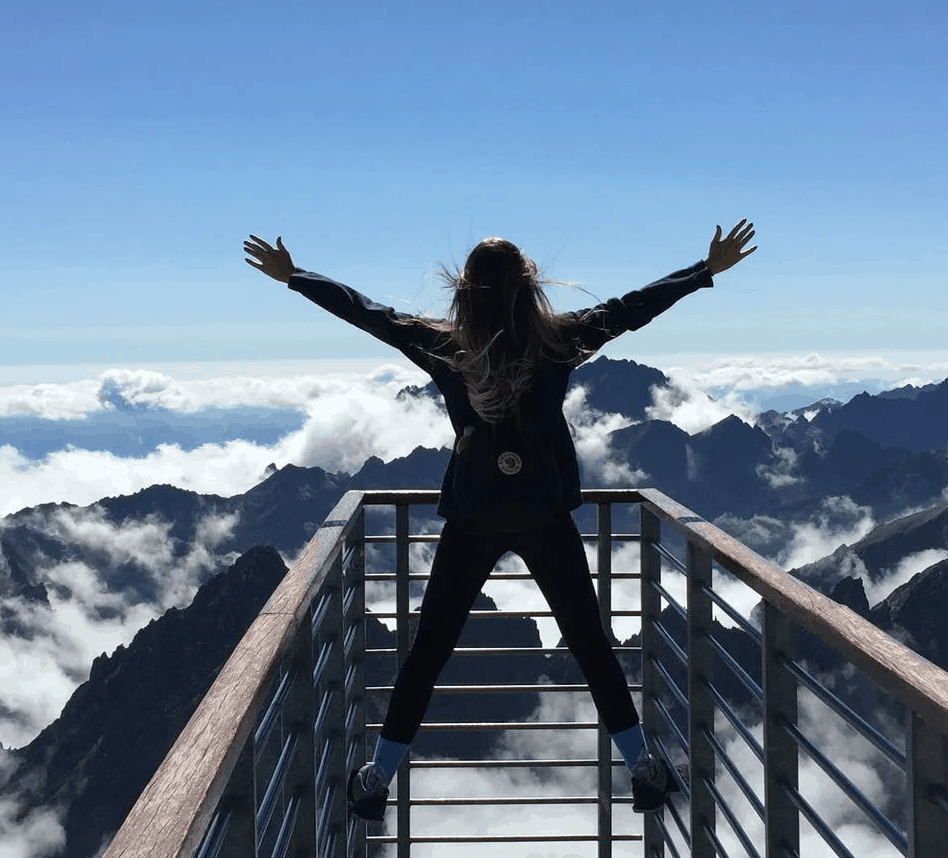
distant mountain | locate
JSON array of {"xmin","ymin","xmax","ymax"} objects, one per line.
[
  {"xmin": 0, "ymin": 546, "xmax": 290, "ymax": 858},
  {"xmin": 400, "ymin": 356, "xmax": 668, "ymax": 422},
  {"xmin": 0, "ymin": 550, "xmax": 555, "ymax": 858},
  {"xmin": 790, "ymin": 499, "xmax": 948, "ymax": 592},
  {"xmin": 871, "ymin": 558, "xmax": 948, "ymax": 668},
  {"xmin": 807, "ymin": 378, "xmax": 948, "ymax": 453},
  {"xmin": 4, "ymin": 356, "xmax": 948, "ymax": 857}
]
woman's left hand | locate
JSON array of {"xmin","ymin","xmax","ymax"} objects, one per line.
[
  {"xmin": 244, "ymin": 235, "xmax": 297, "ymax": 283},
  {"xmin": 705, "ymin": 219, "xmax": 757, "ymax": 275}
]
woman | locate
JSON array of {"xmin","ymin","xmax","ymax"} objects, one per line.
[{"xmin": 244, "ymin": 221, "xmax": 756, "ymax": 818}]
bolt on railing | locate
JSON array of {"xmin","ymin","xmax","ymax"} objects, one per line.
[{"xmin": 101, "ymin": 488, "xmax": 948, "ymax": 858}]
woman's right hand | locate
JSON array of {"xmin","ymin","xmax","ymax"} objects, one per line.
[
  {"xmin": 244, "ymin": 235, "xmax": 297, "ymax": 283},
  {"xmin": 705, "ymin": 219, "xmax": 757, "ymax": 275}
]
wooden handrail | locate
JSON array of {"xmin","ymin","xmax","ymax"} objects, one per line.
[
  {"xmin": 101, "ymin": 491, "xmax": 364, "ymax": 858},
  {"xmin": 634, "ymin": 486, "xmax": 948, "ymax": 737},
  {"xmin": 102, "ymin": 486, "xmax": 948, "ymax": 858}
]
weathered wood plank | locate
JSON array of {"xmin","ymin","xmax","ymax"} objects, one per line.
[
  {"xmin": 261, "ymin": 490, "xmax": 364, "ymax": 616},
  {"xmin": 101, "ymin": 613, "xmax": 294, "ymax": 858},
  {"xmin": 103, "ymin": 491, "xmax": 365, "ymax": 858}
]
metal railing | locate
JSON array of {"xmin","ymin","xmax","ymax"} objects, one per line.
[{"xmin": 101, "ymin": 488, "xmax": 948, "ymax": 858}]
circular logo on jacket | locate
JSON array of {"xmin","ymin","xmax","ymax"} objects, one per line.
[{"xmin": 497, "ymin": 451, "xmax": 523, "ymax": 475}]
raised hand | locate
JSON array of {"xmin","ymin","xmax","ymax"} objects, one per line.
[
  {"xmin": 244, "ymin": 235, "xmax": 297, "ymax": 283},
  {"xmin": 705, "ymin": 219, "xmax": 757, "ymax": 275}
]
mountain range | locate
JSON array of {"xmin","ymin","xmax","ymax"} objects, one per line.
[{"xmin": 1, "ymin": 357, "xmax": 947, "ymax": 856}]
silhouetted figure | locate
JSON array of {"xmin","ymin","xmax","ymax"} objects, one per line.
[{"xmin": 244, "ymin": 221, "xmax": 756, "ymax": 816}]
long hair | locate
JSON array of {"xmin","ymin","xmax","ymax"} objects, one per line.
[{"xmin": 416, "ymin": 238, "xmax": 580, "ymax": 423}]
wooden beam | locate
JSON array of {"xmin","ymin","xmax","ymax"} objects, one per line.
[{"xmin": 102, "ymin": 491, "xmax": 365, "ymax": 858}]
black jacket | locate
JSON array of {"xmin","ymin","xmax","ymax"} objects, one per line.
[{"xmin": 288, "ymin": 261, "xmax": 713, "ymax": 522}]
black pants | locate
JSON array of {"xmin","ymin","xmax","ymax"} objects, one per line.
[{"xmin": 380, "ymin": 513, "xmax": 639, "ymax": 743}]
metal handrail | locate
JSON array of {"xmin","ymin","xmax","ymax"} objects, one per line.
[{"xmin": 100, "ymin": 487, "xmax": 948, "ymax": 858}]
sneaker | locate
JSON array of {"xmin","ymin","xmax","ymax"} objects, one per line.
[
  {"xmin": 347, "ymin": 762, "xmax": 390, "ymax": 820},
  {"xmin": 630, "ymin": 752, "xmax": 680, "ymax": 812}
]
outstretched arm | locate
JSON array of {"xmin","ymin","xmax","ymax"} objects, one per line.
[
  {"xmin": 244, "ymin": 235, "xmax": 297, "ymax": 282},
  {"xmin": 705, "ymin": 219, "xmax": 756, "ymax": 275},
  {"xmin": 243, "ymin": 233, "xmax": 446, "ymax": 375},
  {"xmin": 569, "ymin": 218, "xmax": 757, "ymax": 361}
]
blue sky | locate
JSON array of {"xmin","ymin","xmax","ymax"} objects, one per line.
[{"xmin": 2, "ymin": 0, "xmax": 946, "ymax": 368}]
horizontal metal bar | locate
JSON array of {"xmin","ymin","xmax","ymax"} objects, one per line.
[
  {"xmin": 270, "ymin": 793, "xmax": 302, "ymax": 858},
  {"xmin": 398, "ymin": 795, "xmax": 635, "ymax": 806},
  {"xmin": 654, "ymin": 658, "xmax": 689, "ymax": 711},
  {"xmin": 705, "ymin": 680, "xmax": 765, "ymax": 764},
  {"xmin": 651, "ymin": 809, "xmax": 685, "ymax": 858},
  {"xmin": 655, "ymin": 762, "xmax": 691, "ymax": 844},
  {"xmin": 346, "ymin": 739, "xmax": 357, "ymax": 777},
  {"xmin": 254, "ymin": 669, "xmax": 294, "ymax": 753},
  {"xmin": 654, "ymin": 698, "xmax": 689, "ymax": 760},
  {"xmin": 342, "ymin": 583, "xmax": 356, "ymax": 617},
  {"xmin": 702, "ymin": 582, "xmax": 762, "ymax": 644},
  {"xmin": 345, "ymin": 700, "xmax": 356, "ymax": 736},
  {"xmin": 654, "ymin": 541, "xmax": 688, "ymax": 574},
  {"xmin": 654, "ymin": 734, "xmax": 691, "ymax": 798},
  {"xmin": 778, "ymin": 653, "xmax": 906, "ymax": 769},
  {"xmin": 704, "ymin": 725, "xmax": 765, "ymax": 821},
  {"xmin": 256, "ymin": 730, "xmax": 299, "ymax": 839},
  {"xmin": 369, "ymin": 609, "xmax": 641, "ymax": 619},
  {"xmin": 311, "ymin": 639, "xmax": 333, "ymax": 691},
  {"xmin": 653, "ymin": 619, "xmax": 688, "ymax": 666},
  {"xmin": 310, "ymin": 589, "xmax": 332, "ymax": 635},
  {"xmin": 703, "ymin": 774, "xmax": 762, "ymax": 858},
  {"xmin": 343, "ymin": 625, "xmax": 357, "ymax": 662},
  {"xmin": 650, "ymin": 579, "xmax": 688, "ymax": 622},
  {"xmin": 702, "ymin": 819, "xmax": 735, "ymax": 858},
  {"xmin": 410, "ymin": 758, "xmax": 628, "ymax": 768},
  {"xmin": 365, "ymin": 571, "xmax": 642, "ymax": 581},
  {"xmin": 347, "ymin": 817, "xmax": 358, "ymax": 858},
  {"xmin": 342, "ymin": 542, "xmax": 358, "ymax": 573},
  {"xmin": 316, "ymin": 783, "xmax": 335, "ymax": 857},
  {"xmin": 366, "ymin": 683, "xmax": 635, "ymax": 695},
  {"xmin": 367, "ymin": 645, "xmax": 641, "ymax": 657},
  {"xmin": 314, "ymin": 688, "xmax": 334, "ymax": 739},
  {"xmin": 366, "ymin": 834, "xmax": 643, "ymax": 843},
  {"xmin": 363, "ymin": 532, "xmax": 641, "ymax": 545},
  {"xmin": 194, "ymin": 806, "xmax": 232, "ymax": 858},
  {"xmin": 782, "ymin": 718, "xmax": 908, "ymax": 853},
  {"xmin": 367, "ymin": 719, "xmax": 602, "ymax": 731},
  {"xmin": 781, "ymin": 781, "xmax": 858, "ymax": 858},
  {"xmin": 707, "ymin": 632, "xmax": 763, "ymax": 700},
  {"xmin": 314, "ymin": 735, "xmax": 334, "ymax": 799},
  {"xmin": 344, "ymin": 663, "xmax": 357, "ymax": 701}
]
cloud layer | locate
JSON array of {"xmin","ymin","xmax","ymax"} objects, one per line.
[{"xmin": 0, "ymin": 507, "xmax": 239, "ymax": 749}]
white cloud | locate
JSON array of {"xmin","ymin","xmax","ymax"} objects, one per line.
[
  {"xmin": 706, "ymin": 690, "xmax": 902, "ymax": 858},
  {"xmin": 756, "ymin": 446, "xmax": 801, "ymax": 488},
  {"xmin": 564, "ymin": 387, "xmax": 648, "ymax": 486},
  {"xmin": 0, "ymin": 363, "xmax": 430, "ymax": 418},
  {"xmin": 0, "ymin": 366, "xmax": 452, "ymax": 516},
  {"xmin": 656, "ymin": 351, "xmax": 948, "ymax": 394},
  {"xmin": 865, "ymin": 548, "xmax": 948, "ymax": 606},
  {"xmin": 646, "ymin": 372, "xmax": 756, "ymax": 434},
  {"xmin": 779, "ymin": 496, "xmax": 876, "ymax": 571},
  {"xmin": 0, "ymin": 797, "xmax": 66, "ymax": 858},
  {"xmin": 0, "ymin": 509, "xmax": 239, "ymax": 749}
]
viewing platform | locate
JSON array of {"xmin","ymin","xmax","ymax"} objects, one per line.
[{"xmin": 101, "ymin": 489, "xmax": 948, "ymax": 858}]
